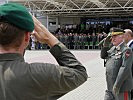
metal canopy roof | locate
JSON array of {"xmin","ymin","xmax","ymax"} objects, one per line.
[{"xmin": 9, "ymin": 0, "xmax": 133, "ymax": 18}]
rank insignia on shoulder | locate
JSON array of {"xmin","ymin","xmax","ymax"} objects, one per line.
[
  {"xmin": 115, "ymin": 51, "xmax": 121, "ymax": 56},
  {"xmin": 125, "ymin": 50, "xmax": 131, "ymax": 58},
  {"xmin": 116, "ymin": 46, "xmax": 120, "ymax": 51}
]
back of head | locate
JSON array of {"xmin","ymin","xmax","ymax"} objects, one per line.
[
  {"xmin": 0, "ymin": 22, "xmax": 25, "ymax": 49},
  {"xmin": 0, "ymin": 3, "xmax": 34, "ymax": 49}
]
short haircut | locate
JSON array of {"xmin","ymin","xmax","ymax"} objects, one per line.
[{"xmin": 0, "ymin": 22, "xmax": 26, "ymax": 50}]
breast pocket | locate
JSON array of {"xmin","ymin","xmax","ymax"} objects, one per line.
[
  {"xmin": 114, "ymin": 55, "xmax": 122, "ymax": 68},
  {"xmin": 105, "ymin": 57, "xmax": 115, "ymax": 76},
  {"xmin": 105, "ymin": 54, "xmax": 122, "ymax": 78},
  {"xmin": 112, "ymin": 55, "xmax": 122, "ymax": 77}
]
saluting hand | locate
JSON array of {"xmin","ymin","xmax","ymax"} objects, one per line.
[{"xmin": 31, "ymin": 15, "xmax": 59, "ymax": 47}]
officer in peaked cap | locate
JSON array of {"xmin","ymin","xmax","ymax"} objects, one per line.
[{"xmin": 100, "ymin": 27, "xmax": 133, "ymax": 100}]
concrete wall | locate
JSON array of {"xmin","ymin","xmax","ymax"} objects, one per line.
[
  {"xmin": 48, "ymin": 17, "xmax": 58, "ymax": 32},
  {"xmin": 37, "ymin": 16, "xmax": 58, "ymax": 32},
  {"xmin": 58, "ymin": 17, "xmax": 80, "ymax": 28},
  {"xmin": 37, "ymin": 15, "xmax": 81, "ymax": 32},
  {"xmin": 37, "ymin": 16, "xmax": 47, "ymax": 27}
]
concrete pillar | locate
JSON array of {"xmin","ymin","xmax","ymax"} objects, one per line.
[{"xmin": 46, "ymin": 15, "xmax": 49, "ymax": 29}]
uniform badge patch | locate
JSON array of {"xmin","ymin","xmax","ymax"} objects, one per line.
[{"xmin": 125, "ymin": 50, "xmax": 131, "ymax": 58}]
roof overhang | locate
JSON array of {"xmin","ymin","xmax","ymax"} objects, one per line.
[{"xmin": 6, "ymin": 0, "xmax": 133, "ymax": 17}]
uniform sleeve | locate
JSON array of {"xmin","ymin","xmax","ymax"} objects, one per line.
[
  {"xmin": 100, "ymin": 47, "xmax": 110, "ymax": 59},
  {"xmin": 50, "ymin": 42, "xmax": 86, "ymax": 71},
  {"xmin": 29, "ymin": 42, "xmax": 88, "ymax": 98},
  {"xmin": 47, "ymin": 42, "xmax": 88, "ymax": 96},
  {"xmin": 47, "ymin": 64, "xmax": 87, "ymax": 98},
  {"xmin": 29, "ymin": 62, "xmax": 88, "ymax": 99},
  {"xmin": 113, "ymin": 48, "xmax": 133, "ymax": 90}
]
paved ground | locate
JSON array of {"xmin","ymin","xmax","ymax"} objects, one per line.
[{"xmin": 24, "ymin": 50, "xmax": 106, "ymax": 100}]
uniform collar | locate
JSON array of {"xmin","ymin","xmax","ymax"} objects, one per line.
[
  {"xmin": 116, "ymin": 41, "xmax": 124, "ymax": 51},
  {"xmin": 0, "ymin": 53, "xmax": 24, "ymax": 61},
  {"xmin": 108, "ymin": 42, "xmax": 126, "ymax": 54},
  {"xmin": 116, "ymin": 42, "xmax": 126, "ymax": 52}
]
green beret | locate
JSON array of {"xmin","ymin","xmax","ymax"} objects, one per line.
[{"xmin": 0, "ymin": 3, "xmax": 34, "ymax": 32}]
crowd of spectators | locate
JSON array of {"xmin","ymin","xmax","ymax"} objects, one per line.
[
  {"xmin": 27, "ymin": 32, "xmax": 108, "ymax": 50},
  {"xmin": 27, "ymin": 21, "xmax": 133, "ymax": 50}
]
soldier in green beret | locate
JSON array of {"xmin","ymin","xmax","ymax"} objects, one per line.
[
  {"xmin": 100, "ymin": 27, "xmax": 133, "ymax": 100},
  {"xmin": 0, "ymin": 3, "xmax": 88, "ymax": 100}
]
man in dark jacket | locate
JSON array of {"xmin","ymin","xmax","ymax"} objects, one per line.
[
  {"xmin": 101, "ymin": 28, "xmax": 133, "ymax": 100},
  {"xmin": 0, "ymin": 3, "xmax": 88, "ymax": 100}
]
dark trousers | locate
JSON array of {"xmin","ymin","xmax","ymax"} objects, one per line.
[{"xmin": 131, "ymin": 90, "xmax": 133, "ymax": 100}]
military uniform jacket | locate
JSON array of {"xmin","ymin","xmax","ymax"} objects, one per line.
[
  {"xmin": 0, "ymin": 43, "xmax": 88, "ymax": 100},
  {"xmin": 101, "ymin": 42, "xmax": 133, "ymax": 92}
]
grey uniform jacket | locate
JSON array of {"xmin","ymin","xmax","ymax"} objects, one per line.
[
  {"xmin": 0, "ymin": 43, "xmax": 88, "ymax": 100},
  {"xmin": 101, "ymin": 42, "xmax": 133, "ymax": 92}
]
